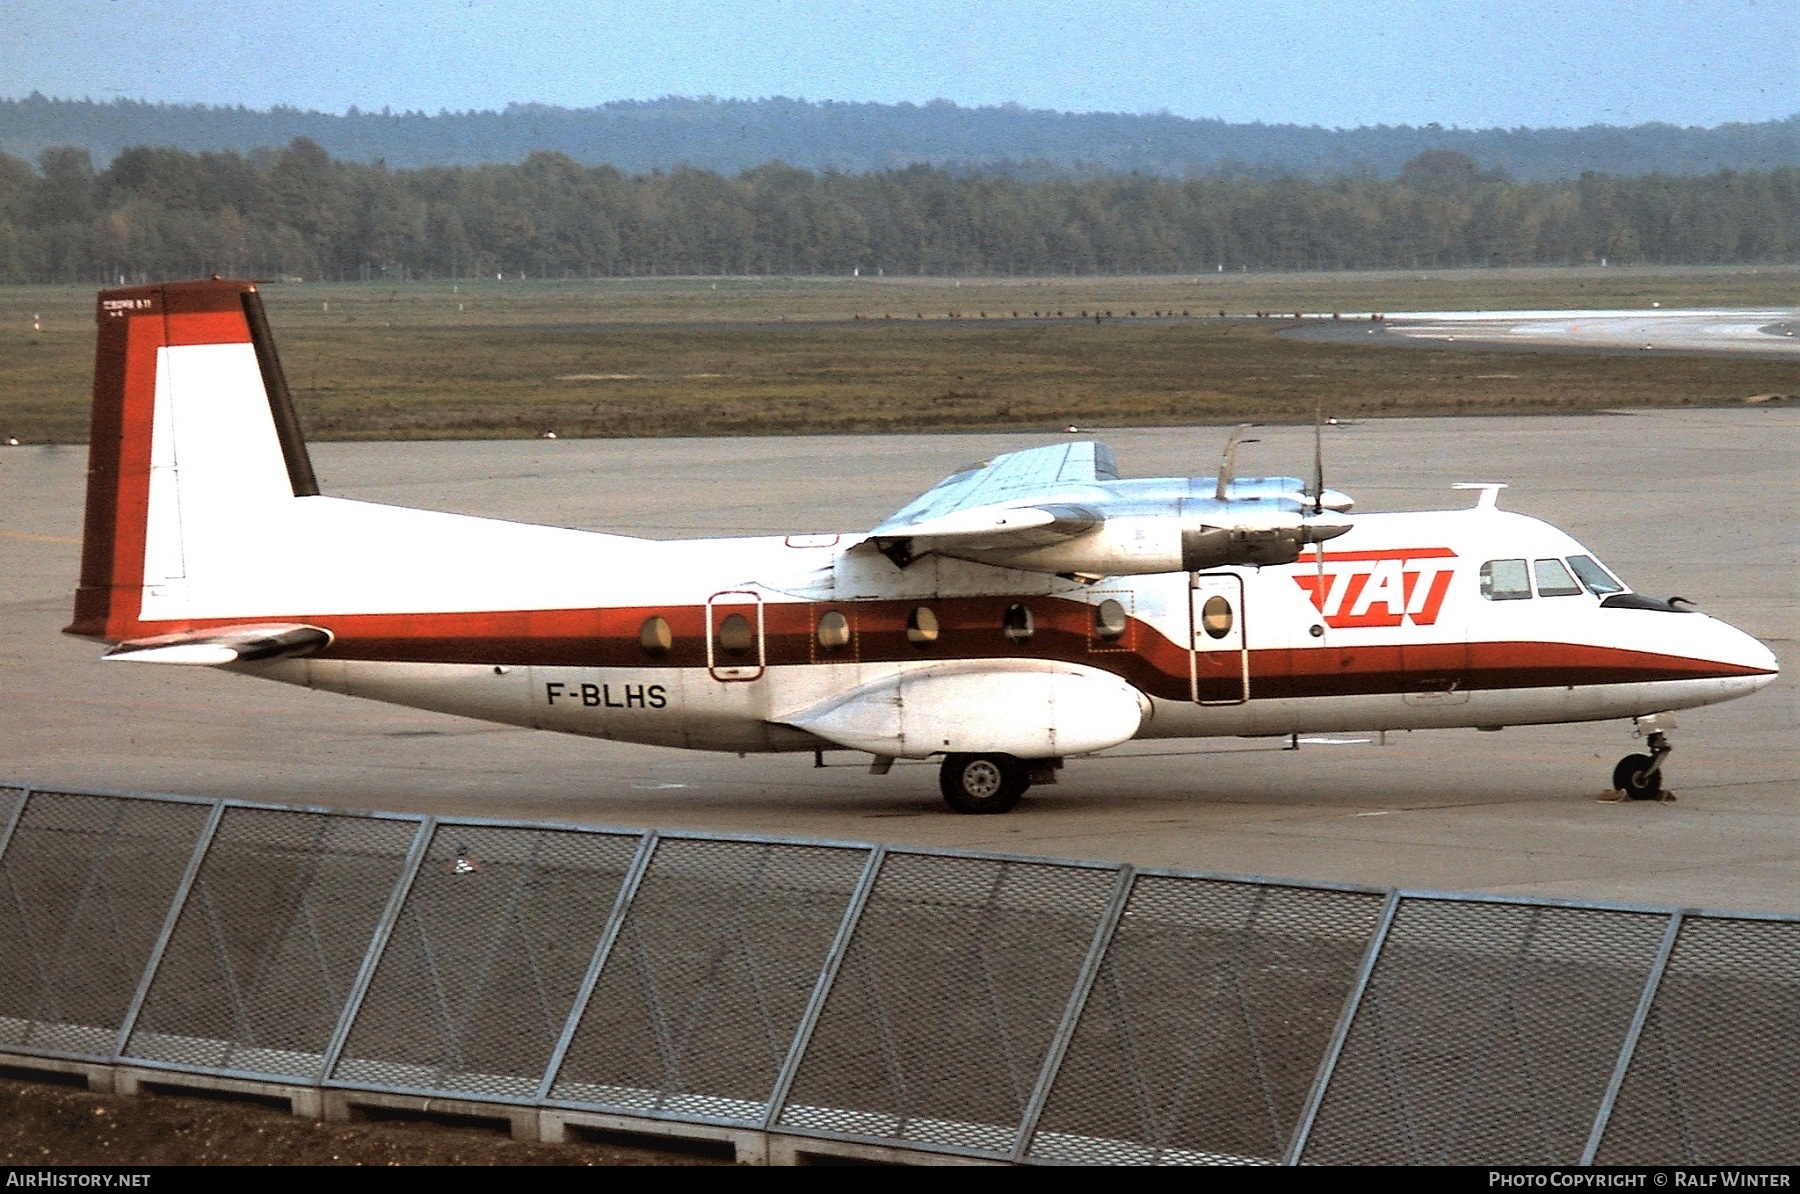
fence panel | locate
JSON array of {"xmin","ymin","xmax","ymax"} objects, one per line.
[
  {"xmin": 1299, "ymin": 899, "xmax": 1670, "ymax": 1165},
  {"xmin": 774, "ymin": 852, "xmax": 1118, "ymax": 1155},
  {"xmin": 547, "ymin": 838, "xmax": 871, "ymax": 1123},
  {"xmin": 1026, "ymin": 877, "xmax": 1387, "ymax": 1164},
  {"xmin": 5, "ymin": 784, "xmax": 1800, "ymax": 1166},
  {"xmin": 0, "ymin": 792, "xmax": 213, "ymax": 1059},
  {"xmin": 0, "ymin": 787, "xmax": 25, "ymax": 855},
  {"xmin": 120, "ymin": 808, "xmax": 422, "ymax": 1079},
  {"xmin": 328, "ymin": 824, "xmax": 641, "ymax": 1099},
  {"xmin": 1595, "ymin": 916, "xmax": 1800, "ymax": 1165}
]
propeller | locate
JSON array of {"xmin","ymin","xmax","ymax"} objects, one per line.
[
  {"xmin": 1300, "ymin": 403, "xmax": 1354, "ymax": 516},
  {"xmin": 1311, "ymin": 403, "xmax": 1327, "ymax": 611},
  {"xmin": 1215, "ymin": 423, "xmax": 1260, "ymax": 502},
  {"xmin": 1302, "ymin": 401, "xmax": 1344, "ymax": 615},
  {"xmin": 1310, "ymin": 400, "xmax": 1325, "ymax": 516}
]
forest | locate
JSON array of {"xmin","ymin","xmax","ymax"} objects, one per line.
[
  {"xmin": 2, "ymin": 138, "xmax": 1797, "ymax": 284},
  {"xmin": 6, "ymin": 95, "xmax": 1798, "ymax": 180}
]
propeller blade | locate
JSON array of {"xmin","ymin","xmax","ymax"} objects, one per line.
[
  {"xmin": 1216, "ymin": 423, "xmax": 1260, "ymax": 502},
  {"xmin": 1312, "ymin": 400, "xmax": 1325, "ymax": 516}
]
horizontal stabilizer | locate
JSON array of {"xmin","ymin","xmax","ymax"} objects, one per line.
[{"xmin": 104, "ymin": 623, "xmax": 332, "ymax": 666}]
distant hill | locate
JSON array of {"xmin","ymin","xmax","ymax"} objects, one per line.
[{"xmin": 3, "ymin": 94, "xmax": 1797, "ymax": 180}]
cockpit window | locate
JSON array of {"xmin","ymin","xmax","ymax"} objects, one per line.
[
  {"xmin": 1479, "ymin": 559, "xmax": 1532, "ymax": 601},
  {"xmin": 1533, "ymin": 559, "xmax": 1583, "ymax": 597},
  {"xmin": 1567, "ymin": 555, "xmax": 1625, "ymax": 596}
]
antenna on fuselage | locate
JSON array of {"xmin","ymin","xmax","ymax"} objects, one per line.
[
  {"xmin": 1453, "ymin": 482, "xmax": 1509, "ymax": 509},
  {"xmin": 1215, "ymin": 424, "xmax": 1260, "ymax": 501}
]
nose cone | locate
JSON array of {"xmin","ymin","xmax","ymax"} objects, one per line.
[
  {"xmin": 1704, "ymin": 615, "xmax": 1780, "ymax": 696},
  {"xmin": 1738, "ymin": 629, "xmax": 1781, "ymax": 689}
]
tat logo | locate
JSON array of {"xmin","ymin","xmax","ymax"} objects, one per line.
[{"xmin": 1293, "ymin": 548, "xmax": 1458, "ymax": 629}]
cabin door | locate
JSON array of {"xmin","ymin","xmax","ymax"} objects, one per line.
[
  {"xmin": 707, "ymin": 590, "xmax": 766, "ymax": 682},
  {"xmin": 1190, "ymin": 573, "xmax": 1249, "ymax": 704}
]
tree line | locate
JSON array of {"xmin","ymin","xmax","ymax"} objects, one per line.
[
  {"xmin": 3, "ymin": 139, "xmax": 1798, "ymax": 284},
  {"xmin": 7, "ymin": 94, "xmax": 1799, "ymax": 181}
]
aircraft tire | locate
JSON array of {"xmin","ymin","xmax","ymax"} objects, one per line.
[
  {"xmin": 1612, "ymin": 753, "xmax": 1664, "ymax": 800},
  {"xmin": 940, "ymin": 753, "xmax": 1028, "ymax": 814}
]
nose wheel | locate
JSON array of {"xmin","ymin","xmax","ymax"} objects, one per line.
[{"xmin": 1611, "ymin": 729, "xmax": 1674, "ymax": 801}]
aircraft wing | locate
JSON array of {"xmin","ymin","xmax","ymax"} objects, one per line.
[
  {"xmin": 872, "ymin": 441, "xmax": 1118, "ymax": 534},
  {"xmin": 866, "ymin": 441, "xmax": 1117, "ymax": 565},
  {"xmin": 864, "ymin": 437, "xmax": 1350, "ymax": 575}
]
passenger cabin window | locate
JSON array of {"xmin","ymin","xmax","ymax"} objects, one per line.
[
  {"xmin": 1480, "ymin": 559, "xmax": 1532, "ymax": 601},
  {"xmin": 639, "ymin": 615, "xmax": 672, "ymax": 657},
  {"xmin": 1567, "ymin": 555, "xmax": 1625, "ymax": 596},
  {"xmin": 1201, "ymin": 595, "xmax": 1234, "ymax": 638},
  {"xmin": 1094, "ymin": 599, "xmax": 1128, "ymax": 641},
  {"xmin": 1002, "ymin": 604, "xmax": 1035, "ymax": 643},
  {"xmin": 1533, "ymin": 559, "xmax": 1583, "ymax": 597},
  {"xmin": 906, "ymin": 606, "xmax": 939, "ymax": 646},
  {"xmin": 816, "ymin": 610, "xmax": 850, "ymax": 650},
  {"xmin": 717, "ymin": 612, "xmax": 755, "ymax": 657}
]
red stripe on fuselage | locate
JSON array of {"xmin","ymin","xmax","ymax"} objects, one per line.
[{"xmin": 123, "ymin": 598, "xmax": 1769, "ymax": 703}]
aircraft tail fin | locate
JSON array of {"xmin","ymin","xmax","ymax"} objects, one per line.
[{"xmin": 68, "ymin": 279, "xmax": 319, "ymax": 640}]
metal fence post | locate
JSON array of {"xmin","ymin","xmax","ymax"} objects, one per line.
[
  {"xmin": 1579, "ymin": 910, "xmax": 1684, "ymax": 1166},
  {"xmin": 761, "ymin": 844, "xmax": 886, "ymax": 1130},
  {"xmin": 534, "ymin": 830, "xmax": 659, "ymax": 1102},
  {"xmin": 1009, "ymin": 864, "xmax": 1135, "ymax": 1162},
  {"xmin": 318, "ymin": 816, "xmax": 436, "ymax": 1082},
  {"xmin": 0, "ymin": 786, "xmax": 28, "ymax": 863},
  {"xmin": 111, "ymin": 799, "xmax": 227, "ymax": 1062},
  {"xmin": 1282, "ymin": 889, "xmax": 1402, "ymax": 1165}
]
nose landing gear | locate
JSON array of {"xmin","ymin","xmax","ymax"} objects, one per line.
[{"xmin": 1609, "ymin": 713, "xmax": 1677, "ymax": 801}]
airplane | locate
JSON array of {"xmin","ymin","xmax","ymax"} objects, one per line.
[{"xmin": 67, "ymin": 279, "xmax": 1779, "ymax": 813}]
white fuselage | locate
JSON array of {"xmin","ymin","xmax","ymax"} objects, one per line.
[{"xmin": 223, "ymin": 500, "xmax": 1775, "ymax": 757}]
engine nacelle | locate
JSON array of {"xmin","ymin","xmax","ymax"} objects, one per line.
[
  {"xmin": 1181, "ymin": 523, "xmax": 1331, "ymax": 570},
  {"xmin": 925, "ymin": 508, "xmax": 1349, "ymax": 576}
]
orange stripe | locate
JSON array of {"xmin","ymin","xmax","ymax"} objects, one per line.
[
  {"xmin": 106, "ymin": 600, "xmax": 1769, "ymax": 701},
  {"xmin": 164, "ymin": 308, "xmax": 250, "ymax": 346}
]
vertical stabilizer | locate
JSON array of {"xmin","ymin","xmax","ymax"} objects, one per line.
[{"xmin": 68, "ymin": 280, "xmax": 318, "ymax": 640}]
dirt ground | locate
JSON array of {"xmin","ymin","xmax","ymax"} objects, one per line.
[
  {"xmin": 3, "ymin": 266, "xmax": 1798, "ymax": 443},
  {"xmin": 0, "ymin": 1072, "xmax": 724, "ymax": 1167}
]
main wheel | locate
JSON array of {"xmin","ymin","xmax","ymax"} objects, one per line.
[
  {"xmin": 939, "ymin": 753, "xmax": 1028, "ymax": 814},
  {"xmin": 1612, "ymin": 753, "xmax": 1664, "ymax": 800}
]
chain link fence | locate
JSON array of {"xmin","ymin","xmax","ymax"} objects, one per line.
[{"xmin": 1, "ymin": 782, "xmax": 1796, "ymax": 1165}]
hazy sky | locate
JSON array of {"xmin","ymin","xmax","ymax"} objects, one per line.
[{"xmin": 2, "ymin": 0, "xmax": 1793, "ymax": 128}]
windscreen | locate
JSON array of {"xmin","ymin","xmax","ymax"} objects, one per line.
[{"xmin": 1567, "ymin": 554, "xmax": 1625, "ymax": 595}]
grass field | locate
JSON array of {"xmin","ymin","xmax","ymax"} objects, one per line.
[{"xmin": 1, "ymin": 266, "xmax": 1796, "ymax": 443}]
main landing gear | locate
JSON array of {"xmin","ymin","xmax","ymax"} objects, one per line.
[
  {"xmin": 1611, "ymin": 713, "xmax": 1676, "ymax": 801},
  {"xmin": 938, "ymin": 753, "xmax": 1060, "ymax": 814}
]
